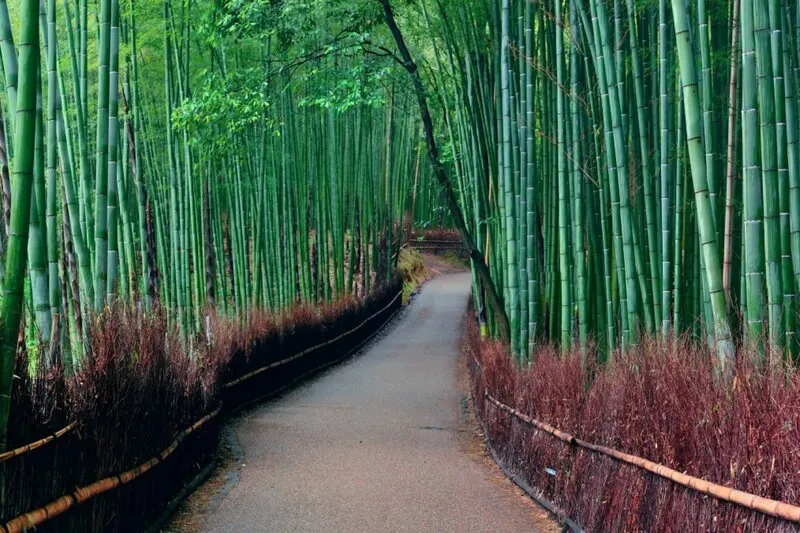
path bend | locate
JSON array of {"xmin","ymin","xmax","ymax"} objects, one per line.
[{"xmin": 171, "ymin": 273, "xmax": 556, "ymax": 533}]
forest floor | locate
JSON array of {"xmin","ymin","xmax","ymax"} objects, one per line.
[{"xmin": 164, "ymin": 257, "xmax": 557, "ymax": 532}]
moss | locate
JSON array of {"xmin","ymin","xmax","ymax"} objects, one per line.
[
  {"xmin": 443, "ymin": 250, "xmax": 468, "ymax": 269},
  {"xmin": 397, "ymin": 248, "xmax": 426, "ymax": 304}
]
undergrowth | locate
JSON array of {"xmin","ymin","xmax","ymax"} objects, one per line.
[
  {"xmin": 2, "ymin": 276, "xmax": 402, "ymax": 532},
  {"xmin": 397, "ymin": 247, "xmax": 425, "ymax": 304},
  {"xmin": 466, "ymin": 315, "xmax": 800, "ymax": 532},
  {"xmin": 443, "ymin": 250, "xmax": 468, "ymax": 269},
  {"xmin": 408, "ymin": 227, "xmax": 460, "ymax": 242}
]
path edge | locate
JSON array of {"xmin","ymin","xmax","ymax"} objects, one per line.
[{"xmin": 153, "ymin": 298, "xmax": 406, "ymax": 532}]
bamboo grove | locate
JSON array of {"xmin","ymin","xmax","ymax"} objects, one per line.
[
  {"xmin": 1, "ymin": 0, "xmax": 797, "ymax": 462},
  {"xmin": 411, "ymin": 0, "xmax": 800, "ymax": 367},
  {"xmin": 0, "ymin": 0, "xmax": 432, "ymax": 454}
]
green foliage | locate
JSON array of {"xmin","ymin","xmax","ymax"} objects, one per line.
[
  {"xmin": 202, "ymin": 0, "xmax": 384, "ymax": 49},
  {"xmin": 443, "ymin": 250, "xmax": 467, "ymax": 269},
  {"xmin": 172, "ymin": 68, "xmax": 274, "ymax": 151},
  {"xmin": 297, "ymin": 60, "xmax": 391, "ymax": 111},
  {"xmin": 397, "ymin": 248, "xmax": 425, "ymax": 304}
]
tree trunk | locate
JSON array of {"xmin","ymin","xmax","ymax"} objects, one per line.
[{"xmin": 379, "ymin": 0, "xmax": 510, "ymax": 342}]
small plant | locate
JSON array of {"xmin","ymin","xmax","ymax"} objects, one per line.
[
  {"xmin": 397, "ymin": 248, "xmax": 425, "ymax": 304},
  {"xmin": 443, "ymin": 250, "xmax": 467, "ymax": 269}
]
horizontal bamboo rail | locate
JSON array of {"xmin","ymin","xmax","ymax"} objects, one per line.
[
  {"xmin": 485, "ymin": 392, "xmax": 800, "ymax": 523},
  {"xmin": 222, "ymin": 290, "xmax": 402, "ymax": 389},
  {"xmin": 1, "ymin": 288, "xmax": 402, "ymax": 531},
  {"xmin": 407, "ymin": 239, "xmax": 464, "ymax": 246},
  {"xmin": 0, "ymin": 290, "xmax": 401, "ymax": 467},
  {"xmin": 406, "ymin": 240, "xmax": 465, "ymax": 251},
  {"xmin": 1, "ymin": 408, "xmax": 221, "ymax": 533},
  {"xmin": 0, "ymin": 421, "xmax": 77, "ymax": 463}
]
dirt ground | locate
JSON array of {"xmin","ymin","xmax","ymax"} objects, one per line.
[{"xmin": 419, "ymin": 252, "xmax": 470, "ymax": 278}]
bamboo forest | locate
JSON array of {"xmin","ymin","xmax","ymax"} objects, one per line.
[{"xmin": 0, "ymin": 0, "xmax": 799, "ymax": 531}]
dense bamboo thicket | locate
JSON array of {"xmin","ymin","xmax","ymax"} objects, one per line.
[
  {"xmin": 1, "ymin": 0, "xmax": 798, "ymax": 526},
  {"xmin": 403, "ymin": 0, "xmax": 800, "ymax": 367},
  {"xmin": 377, "ymin": 0, "xmax": 800, "ymax": 526},
  {"xmin": 0, "ymin": 0, "xmax": 422, "ymax": 468}
]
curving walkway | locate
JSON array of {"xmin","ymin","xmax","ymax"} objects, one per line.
[{"xmin": 170, "ymin": 273, "xmax": 556, "ymax": 533}]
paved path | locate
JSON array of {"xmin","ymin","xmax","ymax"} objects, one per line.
[{"xmin": 175, "ymin": 274, "xmax": 554, "ymax": 533}]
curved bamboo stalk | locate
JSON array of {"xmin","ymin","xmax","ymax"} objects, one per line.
[{"xmin": 379, "ymin": 0, "xmax": 511, "ymax": 343}]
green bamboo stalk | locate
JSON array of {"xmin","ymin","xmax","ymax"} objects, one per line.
[
  {"xmin": 0, "ymin": 0, "xmax": 18, "ymax": 129},
  {"xmin": 741, "ymin": 0, "xmax": 766, "ymax": 349},
  {"xmin": 500, "ymin": 0, "xmax": 519, "ymax": 354},
  {"xmin": 659, "ymin": 0, "xmax": 673, "ymax": 334},
  {"xmin": 698, "ymin": 0, "xmax": 719, "ymax": 246},
  {"xmin": 787, "ymin": 4, "xmax": 800, "ymax": 337},
  {"xmin": 754, "ymin": 0, "xmax": 783, "ymax": 352},
  {"xmin": 570, "ymin": 1, "xmax": 587, "ymax": 350},
  {"xmin": 45, "ymin": 0, "xmax": 60, "ymax": 350},
  {"xmin": 92, "ymin": 0, "xmax": 112, "ymax": 310},
  {"xmin": 106, "ymin": 0, "xmax": 120, "ymax": 299},
  {"xmin": 723, "ymin": 0, "xmax": 741, "ymax": 306},
  {"xmin": 670, "ymin": 0, "xmax": 734, "ymax": 368},
  {"xmin": 62, "ymin": 0, "xmax": 91, "ymax": 254},
  {"xmin": 0, "ymin": 0, "xmax": 39, "ymax": 456},
  {"xmin": 627, "ymin": 0, "xmax": 661, "ymax": 330},
  {"xmin": 29, "ymin": 70, "xmax": 51, "ymax": 348}
]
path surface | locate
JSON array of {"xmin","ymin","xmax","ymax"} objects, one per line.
[{"xmin": 169, "ymin": 273, "xmax": 556, "ymax": 533}]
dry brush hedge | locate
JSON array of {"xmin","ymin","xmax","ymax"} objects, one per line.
[
  {"xmin": 1, "ymin": 275, "xmax": 402, "ymax": 533},
  {"xmin": 465, "ymin": 315, "xmax": 800, "ymax": 532}
]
